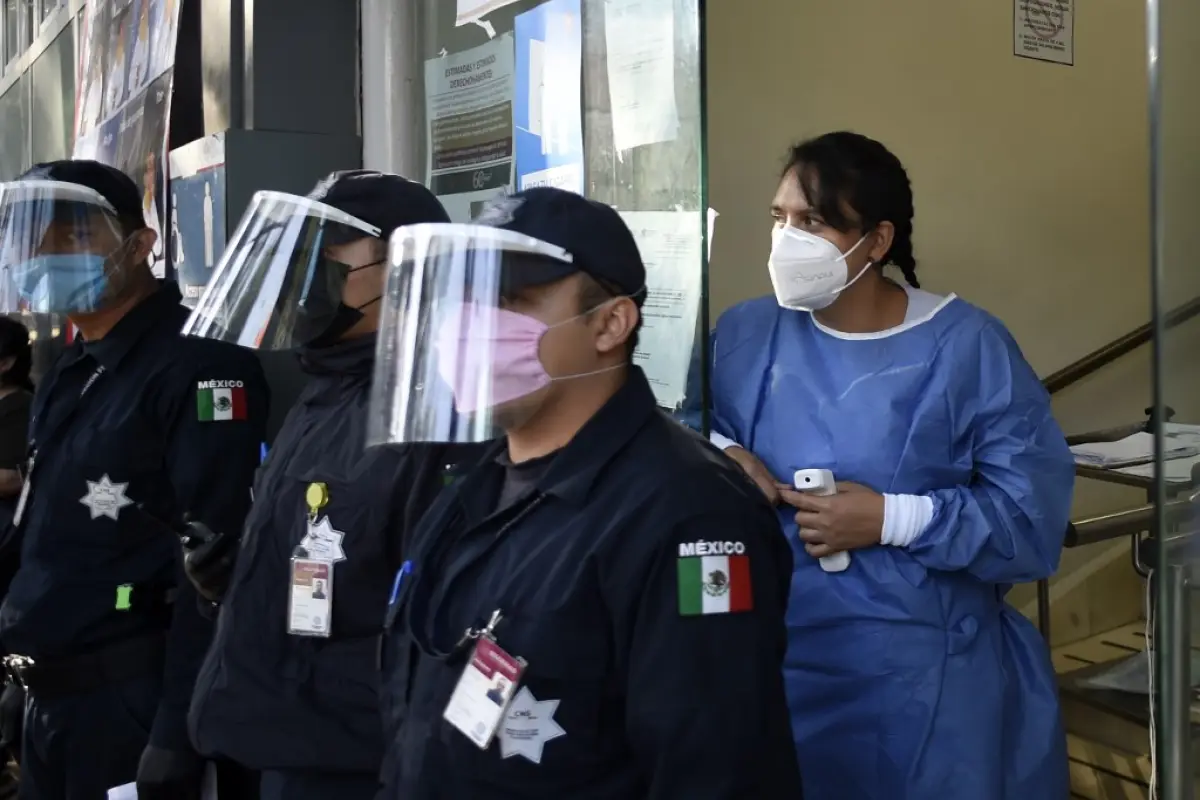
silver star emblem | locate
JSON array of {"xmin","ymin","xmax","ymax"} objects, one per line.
[
  {"xmin": 79, "ymin": 474, "xmax": 133, "ymax": 521},
  {"xmin": 298, "ymin": 516, "xmax": 347, "ymax": 563},
  {"xmin": 473, "ymin": 195, "xmax": 523, "ymax": 227},
  {"xmin": 498, "ymin": 686, "xmax": 566, "ymax": 764}
]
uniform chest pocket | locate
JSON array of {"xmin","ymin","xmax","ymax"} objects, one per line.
[
  {"xmin": 279, "ymin": 462, "xmax": 384, "ymax": 565},
  {"xmin": 70, "ymin": 417, "xmax": 164, "ymax": 478},
  {"xmin": 66, "ymin": 414, "xmax": 165, "ymax": 526},
  {"xmin": 490, "ymin": 609, "xmax": 616, "ymax": 755}
]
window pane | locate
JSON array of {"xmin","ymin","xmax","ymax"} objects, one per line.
[
  {"xmin": 390, "ymin": 0, "xmax": 707, "ymax": 412},
  {"xmin": 4, "ymin": 0, "xmax": 20, "ymax": 63},
  {"xmin": 0, "ymin": 74, "xmax": 30, "ymax": 179},
  {"xmin": 30, "ymin": 25, "xmax": 73, "ymax": 162}
]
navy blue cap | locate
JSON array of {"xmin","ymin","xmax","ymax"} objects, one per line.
[
  {"xmin": 307, "ymin": 170, "xmax": 449, "ymax": 243},
  {"xmin": 472, "ymin": 187, "xmax": 646, "ymax": 301},
  {"xmin": 20, "ymin": 160, "xmax": 145, "ymax": 224}
]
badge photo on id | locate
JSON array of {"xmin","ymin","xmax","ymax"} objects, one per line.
[
  {"xmin": 288, "ymin": 559, "xmax": 332, "ymax": 637},
  {"xmin": 444, "ymin": 636, "xmax": 527, "ymax": 749}
]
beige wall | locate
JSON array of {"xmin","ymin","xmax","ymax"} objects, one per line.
[{"xmin": 705, "ymin": 0, "xmax": 1200, "ymax": 643}]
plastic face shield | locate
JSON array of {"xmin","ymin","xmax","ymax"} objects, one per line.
[
  {"xmin": 181, "ymin": 190, "xmax": 382, "ymax": 350},
  {"xmin": 366, "ymin": 222, "xmax": 577, "ymax": 446},
  {"xmin": 0, "ymin": 180, "xmax": 130, "ymax": 314}
]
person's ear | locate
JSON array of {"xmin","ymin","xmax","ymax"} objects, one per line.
[
  {"xmin": 0, "ymin": 356, "xmax": 15, "ymax": 375},
  {"xmin": 593, "ymin": 297, "xmax": 639, "ymax": 356},
  {"xmin": 867, "ymin": 221, "xmax": 895, "ymax": 265},
  {"xmin": 129, "ymin": 228, "xmax": 157, "ymax": 263}
]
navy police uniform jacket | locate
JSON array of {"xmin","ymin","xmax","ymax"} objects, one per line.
[
  {"xmin": 379, "ymin": 367, "xmax": 804, "ymax": 799},
  {"xmin": 189, "ymin": 336, "xmax": 483, "ymax": 774},
  {"xmin": 0, "ymin": 282, "xmax": 268, "ymax": 751}
]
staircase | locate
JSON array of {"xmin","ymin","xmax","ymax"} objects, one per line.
[{"xmin": 1054, "ymin": 623, "xmax": 1157, "ymax": 798}]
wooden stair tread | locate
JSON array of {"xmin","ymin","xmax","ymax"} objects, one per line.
[{"xmin": 1054, "ymin": 622, "xmax": 1157, "ymax": 798}]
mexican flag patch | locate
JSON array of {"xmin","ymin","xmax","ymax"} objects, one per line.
[
  {"xmin": 197, "ymin": 380, "xmax": 248, "ymax": 422},
  {"xmin": 677, "ymin": 548, "xmax": 753, "ymax": 616}
]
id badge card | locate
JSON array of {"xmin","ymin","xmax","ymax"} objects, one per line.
[
  {"xmin": 443, "ymin": 637, "xmax": 527, "ymax": 748},
  {"xmin": 287, "ymin": 557, "xmax": 333, "ymax": 637}
]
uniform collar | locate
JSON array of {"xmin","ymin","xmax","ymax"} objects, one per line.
[
  {"xmin": 529, "ymin": 366, "xmax": 657, "ymax": 506},
  {"xmin": 82, "ymin": 281, "xmax": 183, "ymax": 371},
  {"xmin": 298, "ymin": 333, "xmax": 376, "ymax": 379}
]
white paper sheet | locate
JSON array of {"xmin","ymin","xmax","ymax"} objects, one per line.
[
  {"xmin": 424, "ymin": 35, "xmax": 516, "ymax": 221},
  {"xmin": 706, "ymin": 208, "xmax": 719, "ymax": 261},
  {"xmin": 1013, "ymin": 0, "xmax": 1074, "ymax": 66},
  {"xmin": 1072, "ymin": 423, "xmax": 1200, "ymax": 467},
  {"xmin": 1110, "ymin": 423, "xmax": 1200, "ymax": 483},
  {"xmin": 526, "ymin": 37, "xmax": 545, "ymax": 139},
  {"xmin": 456, "ymin": 0, "xmax": 523, "ymax": 26},
  {"xmin": 109, "ymin": 763, "xmax": 219, "ymax": 799},
  {"xmin": 603, "ymin": 0, "xmax": 680, "ymax": 152},
  {"xmin": 622, "ymin": 211, "xmax": 704, "ymax": 408}
]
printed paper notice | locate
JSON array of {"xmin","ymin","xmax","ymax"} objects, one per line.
[
  {"xmin": 1013, "ymin": 0, "xmax": 1074, "ymax": 66},
  {"xmin": 425, "ymin": 35, "xmax": 516, "ymax": 222},
  {"xmin": 457, "ymin": 0, "xmax": 522, "ymax": 26},
  {"xmin": 621, "ymin": 212, "xmax": 703, "ymax": 409},
  {"xmin": 604, "ymin": 0, "xmax": 680, "ymax": 152}
]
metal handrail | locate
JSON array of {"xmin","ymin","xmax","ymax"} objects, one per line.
[
  {"xmin": 1064, "ymin": 498, "xmax": 1193, "ymax": 548},
  {"xmin": 1043, "ymin": 296, "xmax": 1200, "ymax": 395},
  {"xmin": 1034, "ymin": 297, "xmax": 1200, "ymax": 643}
]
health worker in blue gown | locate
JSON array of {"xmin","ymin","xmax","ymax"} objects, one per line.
[{"xmin": 691, "ymin": 131, "xmax": 1074, "ymax": 799}]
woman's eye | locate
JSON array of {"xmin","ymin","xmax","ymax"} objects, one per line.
[{"xmin": 801, "ymin": 216, "xmax": 823, "ymax": 231}]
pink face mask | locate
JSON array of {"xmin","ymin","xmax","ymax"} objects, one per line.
[
  {"xmin": 435, "ymin": 302, "xmax": 554, "ymax": 413},
  {"xmin": 435, "ymin": 300, "xmax": 630, "ymax": 414}
]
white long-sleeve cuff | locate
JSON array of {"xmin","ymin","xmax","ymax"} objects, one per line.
[
  {"xmin": 709, "ymin": 431, "xmax": 740, "ymax": 451},
  {"xmin": 882, "ymin": 493, "xmax": 935, "ymax": 547}
]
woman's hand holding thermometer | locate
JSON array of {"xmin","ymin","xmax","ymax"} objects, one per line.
[{"xmin": 792, "ymin": 469, "xmax": 851, "ymax": 573}]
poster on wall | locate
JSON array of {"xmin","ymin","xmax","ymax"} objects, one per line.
[
  {"xmin": 1013, "ymin": 0, "xmax": 1074, "ymax": 65},
  {"xmin": 74, "ymin": 0, "xmax": 183, "ymax": 277},
  {"xmin": 424, "ymin": 33, "xmax": 516, "ymax": 222},
  {"xmin": 513, "ymin": 0, "xmax": 584, "ymax": 194},
  {"xmin": 169, "ymin": 133, "xmax": 227, "ymax": 308},
  {"xmin": 603, "ymin": 0, "xmax": 680, "ymax": 152}
]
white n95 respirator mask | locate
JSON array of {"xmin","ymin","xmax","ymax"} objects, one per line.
[{"xmin": 767, "ymin": 224, "xmax": 870, "ymax": 312}]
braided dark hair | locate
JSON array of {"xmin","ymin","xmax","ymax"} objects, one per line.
[
  {"xmin": 783, "ymin": 132, "xmax": 919, "ymax": 288},
  {"xmin": 0, "ymin": 317, "xmax": 32, "ymax": 392}
]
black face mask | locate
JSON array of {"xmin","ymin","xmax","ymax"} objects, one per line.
[{"xmin": 293, "ymin": 256, "xmax": 383, "ymax": 348}]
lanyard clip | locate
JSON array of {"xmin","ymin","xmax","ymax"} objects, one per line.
[{"xmin": 456, "ymin": 608, "xmax": 504, "ymax": 650}]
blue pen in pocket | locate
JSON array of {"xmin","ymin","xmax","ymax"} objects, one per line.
[
  {"xmin": 390, "ymin": 561, "xmax": 413, "ymax": 606},
  {"xmin": 384, "ymin": 560, "xmax": 414, "ymax": 632}
]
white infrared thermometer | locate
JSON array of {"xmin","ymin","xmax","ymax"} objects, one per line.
[{"xmin": 793, "ymin": 469, "xmax": 850, "ymax": 573}]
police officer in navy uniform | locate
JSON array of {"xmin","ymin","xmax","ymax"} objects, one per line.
[
  {"xmin": 0, "ymin": 161, "xmax": 268, "ymax": 798},
  {"xmin": 373, "ymin": 187, "xmax": 804, "ymax": 798},
  {"xmin": 182, "ymin": 171, "xmax": 484, "ymax": 800}
]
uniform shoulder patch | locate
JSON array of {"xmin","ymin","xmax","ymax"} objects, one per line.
[
  {"xmin": 196, "ymin": 379, "xmax": 248, "ymax": 422},
  {"xmin": 676, "ymin": 540, "xmax": 752, "ymax": 616}
]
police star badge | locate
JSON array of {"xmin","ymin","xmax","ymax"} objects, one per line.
[
  {"xmin": 80, "ymin": 474, "xmax": 134, "ymax": 521},
  {"xmin": 473, "ymin": 195, "xmax": 524, "ymax": 227}
]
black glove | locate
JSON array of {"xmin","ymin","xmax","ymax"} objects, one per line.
[
  {"xmin": 0, "ymin": 681, "xmax": 23, "ymax": 760},
  {"xmin": 181, "ymin": 519, "xmax": 238, "ymax": 604},
  {"xmin": 136, "ymin": 745, "xmax": 205, "ymax": 800}
]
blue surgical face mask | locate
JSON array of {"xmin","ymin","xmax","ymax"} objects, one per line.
[{"xmin": 12, "ymin": 253, "xmax": 113, "ymax": 314}]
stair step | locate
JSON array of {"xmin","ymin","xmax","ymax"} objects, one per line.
[{"xmin": 1052, "ymin": 621, "xmax": 1187, "ymax": 798}]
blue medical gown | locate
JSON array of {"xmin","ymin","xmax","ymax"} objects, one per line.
[{"xmin": 685, "ymin": 295, "xmax": 1074, "ymax": 800}]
